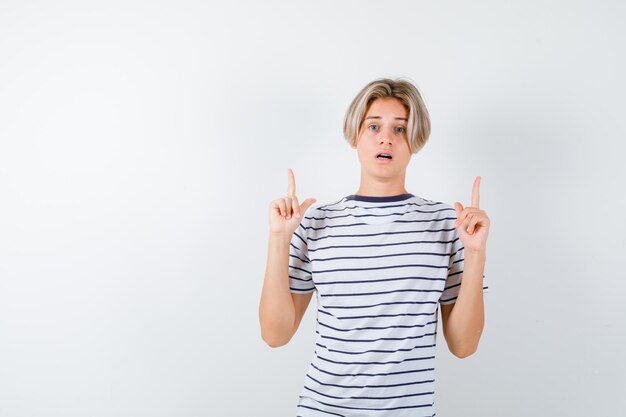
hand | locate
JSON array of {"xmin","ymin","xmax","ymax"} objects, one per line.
[
  {"xmin": 454, "ymin": 176, "xmax": 490, "ymax": 253},
  {"xmin": 268, "ymin": 168, "xmax": 316, "ymax": 237}
]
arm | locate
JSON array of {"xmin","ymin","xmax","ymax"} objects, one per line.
[
  {"xmin": 440, "ymin": 249, "xmax": 486, "ymax": 358},
  {"xmin": 259, "ymin": 168, "xmax": 317, "ymax": 348},
  {"xmin": 259, "ymin": 233, "xmax": 313, "ymax": 348},
  {"xmin": 441, "ymin": 176, "xmax": 490, "ymax": 358}
]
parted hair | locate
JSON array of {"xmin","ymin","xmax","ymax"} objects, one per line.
[{"xmin": 343, "ymin": 77, "xmax": 431, "ymax": 154}]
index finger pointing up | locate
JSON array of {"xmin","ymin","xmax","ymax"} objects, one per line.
[
  {"xmin": 288, "ymin": 168, "xmax": 296, "ymax": 196},
  {"xmin": 472, "ymin": 176, "xmax": 481, "ymax": 208}
]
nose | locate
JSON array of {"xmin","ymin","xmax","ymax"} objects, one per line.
[{"xmin": 378, "ymin": 126, "xmax": 395, "ymax": 146}]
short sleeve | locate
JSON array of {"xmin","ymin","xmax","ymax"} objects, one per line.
[
  {"xmin": 289, "ymin": 219, "xmax": 315, "ymax": 294},
  {"xmin": 439, "ymin": 224, "xmax": 489, "ymax": 305}
]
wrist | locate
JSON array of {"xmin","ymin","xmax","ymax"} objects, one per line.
[
  {"xmin": 464, "ymin": 248, "xmax": 486, "ymax": 259},
  {"xmin": 268, "ymin": 232, "xmax": 292, "ymax": 246}
]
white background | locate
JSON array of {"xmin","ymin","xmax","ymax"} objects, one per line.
[{"xmin": 1, "ymin": 1, "xmax": 625, "ymax": 416}]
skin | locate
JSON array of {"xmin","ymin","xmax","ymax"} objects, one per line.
[
  {"xmin": 259, "ymin": 168, "xmax": 316, "ymax": 347},
  {"xmin": 441, "ymin": 176, "xmax": 490, "ymax": 357},
  {"xmin": 260, "ymin": 97, "xmax": 490, "ymax": 358},
  {"xmin": 350, "ymin": 97, "xmax": 413, "ymax": 196}
]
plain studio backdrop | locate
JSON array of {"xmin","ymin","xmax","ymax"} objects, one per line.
[{"xmin": 1, "ymin": 0, "xmax": 625, "ymax": 416}]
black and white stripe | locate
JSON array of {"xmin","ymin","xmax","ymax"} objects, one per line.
[{"xmin": 289, "ymin": 193, "xmax": 489, "ymax": 416}]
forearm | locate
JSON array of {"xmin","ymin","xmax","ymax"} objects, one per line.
[
  {"xmin": 444, "ymin": 249, "xmax": 486, "ymax": 357},
  {"xmin": 259, "ymin": 233, "xmax": 297, "ymax": 346}
]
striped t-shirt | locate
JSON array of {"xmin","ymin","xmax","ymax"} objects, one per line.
[{"xmin": 288, "ymin": 192, "xmax": 489, "ymax": 417}]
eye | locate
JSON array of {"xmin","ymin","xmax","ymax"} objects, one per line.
[
  {"xmin": 368, "ymin": 124, "xmax": 378, "ymax": 132},
  {"xmin": 396, "ymin": 126, "xmax": 406, "ymax": 134}
]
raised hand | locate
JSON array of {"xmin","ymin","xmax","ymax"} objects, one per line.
[
  {"xmin": 454, "ymin": 176, "xmax": 490, "ymax": 253},
  {"xmin": 269, "ymin": 168, "xmax": 316, "ymax": 237}
]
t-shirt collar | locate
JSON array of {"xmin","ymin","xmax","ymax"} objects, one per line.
[{"xmin": 345, "ymin": 193, "xmax": 414, "ymax": 202}]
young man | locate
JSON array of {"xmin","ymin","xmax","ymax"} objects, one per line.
[{"xmin": 259, "ymin": 78, "xmax": 490, "ymax": 417}]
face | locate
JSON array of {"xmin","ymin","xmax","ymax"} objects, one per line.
[{"xmin": 351, "ymin": 97, "xmax": 412, "ymax": 182}]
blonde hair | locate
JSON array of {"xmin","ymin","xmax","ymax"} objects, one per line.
[{"xmin": 343, "ymin": 77, "xmax": 431, "ymax": 154}]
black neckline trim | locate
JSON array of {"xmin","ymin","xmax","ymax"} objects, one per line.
[{"xmin": 345, "ymin": 193, "xmax": 414, "ymax": 202}]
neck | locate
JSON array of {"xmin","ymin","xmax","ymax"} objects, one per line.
[{"xmin": 355, "ymin": 177, "xmax": 408, "ymax": 197}]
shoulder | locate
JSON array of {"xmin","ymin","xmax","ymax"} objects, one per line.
[
  {"xmin": 300, "ymin": 197, "xmax": 344, "ymax": 235},
  {"xmin": 306, "ymin": 197, "xmax": 345, "ymax": 220},
  {"xmin": 413, "ymin": 195, "xmax": 456, "ymax": 220}
]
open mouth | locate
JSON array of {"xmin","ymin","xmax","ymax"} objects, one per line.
[{"xmin": 376, "ymin": 153, "xmax": 393, "ymax": 160}]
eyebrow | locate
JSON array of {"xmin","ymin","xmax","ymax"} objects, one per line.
[{"xmin": 365, "ymin": 116, "xmax": 408, "ymax": 121}]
